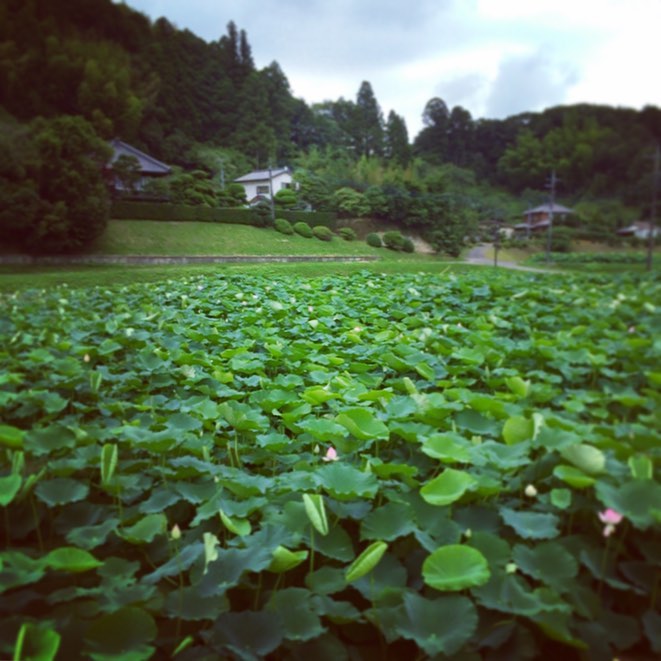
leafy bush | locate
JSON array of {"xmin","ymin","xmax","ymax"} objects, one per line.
[
  {"xmin": 312, "ymin": 225, "xmax": 333, "ymax": 241},
  {"xmin": 274, "ymin": 188, "xmax": 298, "ymax": 209},
  {"xmin": 548, "ymin": 225, "xmax": 574, "ymax": 252},
  {"xmin": 402, "ymin": 237, "xmax": 415, "ymax": 253},
  {"xmin": 293, "ymin": 221, "xmax": 313, "ymax": 238},
  {"xmin": 251, "ymin": 200, "xmax": 274, "ymax": 228},
  {"xmin": 1, "ymin": 115, "xmax": 111, "ymax": 254},
  {"xmin": 337, "ymin": 227, "xmax": 357, "ymax": 241},
  {"xmin": 366, "ymin": 232, "xmax": 382, "ymax": 248},
  {"xmin": 274, "ymin": 218, "xmax": 294, "ymax": 235},
  {"xmin": 279, "ymin": 210, "xmax": 337, "ymax": 229},
  {"xmin": 383, "ymin": 230, "xmax": 406, "ymax": 251}
]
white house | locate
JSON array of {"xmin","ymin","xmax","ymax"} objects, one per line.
[
  {"xmin": 234, "ymin": 167, "xmax": 294, "ymax": 204},
  {"xmin": 616, "ymin": 221, "xmax": 659, "ymax": 239}
]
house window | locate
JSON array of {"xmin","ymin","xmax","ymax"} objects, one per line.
[
  {"xmin": 280, "ymin": 182, "xmax": 291, "ymax": 190},
  {"xmin": 256, "ymin": 185, "xmax": 270, "ymax": 194}
]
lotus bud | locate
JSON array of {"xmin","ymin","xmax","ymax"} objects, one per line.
[
  {"xmin": 171, "ymin": 524, "xmax": 182, "ymax": 541},
  {"xmin": 524, "ymin": 484, "xmax": 538, "ymax": 498}
]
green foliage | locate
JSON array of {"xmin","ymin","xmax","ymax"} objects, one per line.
[
  {"xmin": 110, "ymin": 201, "xmax": 258, "ymax": 225},
  {"xmin": 218, "ymin": 183, "xmax": 248, "ymax": 207},
  {"xmin": 274, "ymin": 218, "xmax": 294, "ymax": 235},
  {"xmin": 366, "ymin": 232, "xmax": 382, "ymax": 248},
  {"xmin": 0, "ymin": 114, "xmax": 111, "ymax": 253},
  {"xmin": 251, "ymin": 200, "xmax": 274, "ymax": 228},
  {"xmin": 337, "ymin": 226, "xmax": 357, "ymax": 241},
  {"xmin": 382, "ymin": 230, "xmax": 406, "ymax": 251},
  {"xmin": 402, "ymin": 237, "xmax": 415, "ymax": 253},
  {"xmin": 274, "ymin": 188, "xmax": 298, "ymax": 209},
  {"xmin": 0, "ymin": 270, "xmax": 659, "ymax": 658},
  {"xmin": 548, "ymin": 225, "xmax": 574, "ymax": 252},
  {"xmin": 312, "ymin": 225, "xmax": 333, "ymax": 241},
  {"xmin": 332, "ymin": 187, "xmax": 370, "ymax": 218},
  {"xmin": 293, "ymin": 221, "xmax": 313, "ymax": 238},
  {"xmin": 429, "ymin": 219, "xmax": 464, "ymax": 257}
]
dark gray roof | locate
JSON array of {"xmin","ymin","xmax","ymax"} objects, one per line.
[
  {"xmin": 235, "ymin": 168, "xmax": 290, "ymax": 183},
  {"xmin": 523, "ymin": 203, "xmax": 574, "ymax": 215},
  {"xmin": 108, "ymin": 139, "xmax": 171, "ymax": 175}
]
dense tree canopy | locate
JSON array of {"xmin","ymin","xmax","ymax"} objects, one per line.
[{"xmin": 0, "ymin": 0, "xmax": 659, "ymax": 254}]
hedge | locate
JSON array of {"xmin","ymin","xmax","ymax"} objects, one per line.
[
  {"xmin": 110, "ymin": 202, "xmax": 338, "ymax": 229},
  {"xmin": 110, "ymin": 201, "xmax": 258, "ymax": 225},
  {"xmin": 293, "ymin": 221, "xmax": 313, "ymax": 238},
  {"xmin": 274, "ymin": 218, "xmax": 294, "ymax": 235}
]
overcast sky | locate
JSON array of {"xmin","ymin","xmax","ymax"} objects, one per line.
[{"xmin": 121, "ymin": 0, "xmax": 661, "ymax": 137}]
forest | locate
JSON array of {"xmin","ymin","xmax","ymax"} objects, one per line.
[{"xmin": 1, "ymin": 0, "xmax": 660, "ymax": 252}]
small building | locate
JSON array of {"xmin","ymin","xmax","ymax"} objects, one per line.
[
  {"xmin": 515, "ymin": 203, "xmax": 574, "ymax": 234},
  {"xmin": 106, "ymin": 139, "xmax": 171, "ymax": 193},
  {"xmin": 616, "ymin": 221, "xmax": 659, "ymax": 239},
  {"xmin": 234, "ymin": 167, "xmax": 294, "ymax": 205}
]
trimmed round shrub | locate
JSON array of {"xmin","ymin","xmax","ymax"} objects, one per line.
[
  {"xmin": 337, "ymin": 227, "xmax": 357, "ymax": 241},
  {"xmin": 312, "ymin": 225, "xmax": 333, "ymax": 241},
  {"xmin": 366, "ymin": 232, "xmax": 382, "ymax": 248},
  {"xmin": 293, "ymin": 221, "xmax": 313, "ymax": 238},
  {"xmin": 383, "ymin": 230, "xmax": 406, "ymax": 251},
  {"xmin": 402, "ymin": 237, "xmax": 415, "ymax": 253},
  {"xmin": 274, "ymin": 218, "xmax": 294, "ymax": 235}
]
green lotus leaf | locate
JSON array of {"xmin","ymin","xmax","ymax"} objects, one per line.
[
  {"xmin": 345, "ymin": 541, "xmax": 388, "ymax": 583},
  {"xmin": 45, "ymin": 547, "xmax": 103, "ymax": 573},
  {"xmin": 513, "ymin": 541, "xmax": 578, "ymax": 591},
  {"xmin": 35, "ymin": 478, "xmax": 89, "ymax": 506},
  {"xmin": 0, "ymin": 473, "xmax": 21, "ymax": 507},
  {"xmin": 219, "ymin": 509, "xmax": 251, "ymax": 537},
  {"xmin": 628, "ymin": 454, "xmax": 653, "ymax": 480},
  {"xmin": 500, "ymin": 508, "xmax": 561, "ymax": 539},
  {"xmin": 505, "ymin": 376, "xmax": 530, "ymax": 398},
  {"xmin": 302, "ymin": 493, "xmax": 329, "ymax": 536},
  {"xmin": 422, "ymin": 544, "xmax": 491, "ymax": 591},
  {"xmin": 266, "ymin": 588, "xmax": 324, "ymax": 642},
  {"xmin": 84, "ymin": 606, "xmax": 157, "ymax": 656},
  {"xmin": 268, "ymin": 545, "xmax": 308, "ymax": 573},
  {"xmin": 0, "ymin": 424, "xmax": 24, "ymax": 449},
  {"xmin": 553, "ymin": 464, "xmax": 596, "ymax": 488},
  {"xmin": 421, "ymin": 433, "xmax": 472, "ymax": 463},
  {"xmin": 420, "ymin": 469, "xmax": 476, "ymax": 506},
  {"xmin": 119, "ymin": 514, "xmax": 167, "ymax": 544},
  {"xmin": 315, "ymin": 462, "xmax": 379, "ymax": 500},
  {"xmin": 503, "ymin": 415, "xmax": 534, "ymax": 445},
  {"xmin": 560, "ymin": 443, "xmax": 605, "ymax": 474},
  {"xmin": 335, "ymin": 407, "xmax": 389, "ymax": 441},
  {"xmin": 13, "ymin": 623, "xmax": 60, "ymax": 661},
  {"xmin": 398, "ymin": 592, "xmax": 479, "ymax": 656},
  {"xmin": 550, "ymin": 488, "xmax": 572, "ymax": 509}
]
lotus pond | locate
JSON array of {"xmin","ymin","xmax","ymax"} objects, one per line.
[{"xmin": 0, "ymin": 269, "xmax": 660, "ymax": 660}]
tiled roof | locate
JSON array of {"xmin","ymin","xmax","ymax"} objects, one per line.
[
  {"xmin": 235, "ymin": 168, "xmax": 290, "ymax": 182},
  {"xmin": 523, "ymin": 203, "xmax": 574, "ymax": 215},
  {"xmin": 108, "ymin": 139, "xmax": 171, "ymax": 175}
]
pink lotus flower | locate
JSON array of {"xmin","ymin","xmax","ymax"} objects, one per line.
[
  {"xmin": 322, "ymin": 446, "xmax": 339, "ymax": 461},
  {"xmin": 598, "ymin": 509, "xmax": 623, "ymax": 537},
  {"xmin": 598, "ymin": 509, "xmax": 623, "ymax": 525}
]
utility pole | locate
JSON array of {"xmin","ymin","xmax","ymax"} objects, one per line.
[
  {"xmin": 647, "ymin": 143, "xmax": 659, "ymax": 271},
  {"xmin": 545, "ymin": 170, "xmax": 558, "ymax": 262},
  {"xmin": 267, "ymin": 160, "xmax": 275, "ymax": 223}
]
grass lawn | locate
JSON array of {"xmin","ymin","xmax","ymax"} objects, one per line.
[{"xmin": 88, "ymin": 220, "xmax": 383, "ymax": 256}]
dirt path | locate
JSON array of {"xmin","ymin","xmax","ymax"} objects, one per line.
[{"xmin": 464, "ymin": 244, "xmax": 555, "ymax": 273}]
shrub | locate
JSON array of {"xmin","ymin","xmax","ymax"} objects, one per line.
[
  {"xmin": 402, "ymin": 237, "xmax": 415, "ymax": 253},
  {"xmin": 312, "ymin": 225, "xmax": 333, "ymax": 241},
  {"xmin": 293, "ymin": 221, "xmax": 313, "ymax": 238},
  {"xmin": 274, "ymin": 218, "xmax": 294, "ymax": 235},
  {"xmin": 366, "ymin": 232, "xmax": 382, "ymax": 248},
  {"xmin": 251, "ymin": 201, "xmax": 274, "ymax": 228},
  {"xmin": 337, "ymin": 227, "xmax": 357, "ymax": 241},
  {"xmin": 548, "ymin": 225, "xmax": 574, "ymax": 253},
  {"xmin": 383, "ymin": 230, "xmax": 406, "ymax": 251}
]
